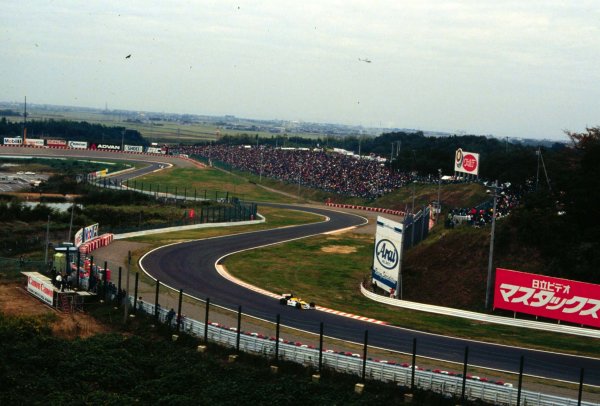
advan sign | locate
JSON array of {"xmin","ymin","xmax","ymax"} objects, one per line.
[{"xmin": 372, "ymin": 216, "xmax": 403, "ymax": 294}]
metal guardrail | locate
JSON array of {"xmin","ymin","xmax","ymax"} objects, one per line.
[
  {"xmin": 136, "ymin": 299, "xmax": 595, "ymax": 406},
  {"xmin": 360, "ymin": 283, "xmax": 600, "ymax": 339}
]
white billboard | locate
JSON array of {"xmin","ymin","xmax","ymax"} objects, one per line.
[
  {"xmin": 146, "ymin": 146, "xmax": 166, "ymax": 154},
  {"xmin": 24, "ymin": 138, "xmax": 45, "ymax": 147},
  {"xmin": 74, "ymin": 228, "xmax": 83, "ymax": 247},
  {"xmin": 372, "ymin": 216, "xmax": 403, "ymax": 294},
  {"xmin": 454, "ymin": 148, "xmax": 480, "ymax": 176},
  {"xmin": 124, "ymin": 144, "xmax": 143, "ymax": 152},
  {"xmin": 26, "ymin": 273, "xmax": 54, "ymax": 306},
  {"xmin": 83, "ymin": 223, "xmax": 99, "ymax": 241},
  {"xmin": 3, "ymin": 137, "xmax": 23, "ymax": 145},
  {"xmin": 68, "ymin": 140, "xmax": 88, "ymax": 149}
]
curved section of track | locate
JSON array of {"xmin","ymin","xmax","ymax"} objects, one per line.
[
  {"xmin": 3, "ymin": 148, "xmax": 598, "ymax": 385},
  {"xmin": 140, "ymin": 204, "xmax": 600, "ymax": 386}
]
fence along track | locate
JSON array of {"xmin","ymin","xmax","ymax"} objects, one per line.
[{"xmin": 137, "ymin": 299, "xmax": 595, "ymax": 406}]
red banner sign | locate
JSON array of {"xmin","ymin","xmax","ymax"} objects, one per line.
[
  {"xmin": 46, "ymin": 139, "xmax": 67, "ymax": 147},
  {"xmin": 494, "ymin": 268, "xmax": 600, "ymax": 328}
]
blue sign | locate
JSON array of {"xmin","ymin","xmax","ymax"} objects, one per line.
[{"xmin": 375, "ymin": 239, "xmax": 398, "ymax": 270}]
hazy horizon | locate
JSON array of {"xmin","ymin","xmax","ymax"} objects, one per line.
[{"xmin": 3, "ymin": 1, "xmax": 599, "ymax": 141}]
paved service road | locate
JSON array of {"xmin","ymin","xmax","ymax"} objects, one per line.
[{"xmin": 140, "ymin": 203, "xmax": 600, "ymax": 386}]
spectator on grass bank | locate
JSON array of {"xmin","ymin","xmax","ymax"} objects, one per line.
[
  {"xmin": 166, "ymin": 308, "xmax": 176, "ymax": 327},
  {"xmin": 138, "ymin": 297, "xmax": 144, "ymax": 313}
]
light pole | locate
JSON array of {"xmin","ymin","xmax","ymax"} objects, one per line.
[
  {"xmin": 297, "ymin": 157, "xmax": 301, "ymax": 199},
  {"xmin": 411, "ymin": 180, "xmax": 416, "ymax": 214},
  {"xmin": 259, "ymin": 150, "xmax": 263, "ymax": 183},
  {"xmin": 44, "ymin": 215, "xmax": 50, "ymax": 269},
  {"xmin": 485, "ymin": 181, "xmax": 501, "ymax": 310},
  {"xmin": 67, "ymin": 202, "xmax": 75, "ymax": 243},
  {"xmin": 436, "ymin": 169, "xmax": 442, "ymax": 223}
]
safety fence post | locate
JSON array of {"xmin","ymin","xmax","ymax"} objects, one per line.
[
  {"xmin": 133, "ymin": 272, "xmax": 139, "ymax": 313},
  {"xmin": 517, "ymin": 355, "xmax": 524, "ymax": 406},
  {"xmin": 176, "ymin": 289, "xmax": 183, "ymax": 332},
  {"xmin": 362, "ymin": 330, "xmax": 369, "ymax": 382},
  {"xmin": 411, "ymin": 338, "xmax": 417, "ymax": 390},
  {"xmin": 275, "ymin": 314, "xmax": 280, "ymax": 363},
  {"xmin": 236, "ymin": 305, "xmax": 242, "ymax": 353},
  {"xmin": 204, "ymin": 298, "xmax": 210, "ymax": 343},
  {"xmin": 318, "ymin": 322, "xmax": 324, "ymax": 372},
  {"xmin": 154, "ymin": 280, "xmax": 160, "ymax": 319},
  {"xmin": 461, "ymin": 346, "xmax": 469, "ymax": 403}
]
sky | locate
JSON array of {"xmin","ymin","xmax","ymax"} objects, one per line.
[{"xmin": 2, "ymin": 1, "xmax": 600, "ymax": 140}]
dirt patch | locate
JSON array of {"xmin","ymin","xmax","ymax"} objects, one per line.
[
  {"xmin": 320, "ymin": 245, "xmax": 357, "ymax": 254},
  {"xmin": 0, "ymin": 282, "xmax": 111, "ymax": 339}
]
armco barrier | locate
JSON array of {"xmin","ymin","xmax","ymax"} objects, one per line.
[
  {"xmin": 135, "ymin": 298, "xmax": 595, "ymax": 406},
  {"xmin": 360, "ymin": 283, "xmax": 600, "ymax": 339}
]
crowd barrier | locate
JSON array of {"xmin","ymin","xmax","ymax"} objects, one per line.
[
  {"xmin": 135, "ymin": 298, "xmax": 595, "ymax": 406},
  {"xmin": 78, "ymin": 233, "xmax": 114, "ymax": 254}
]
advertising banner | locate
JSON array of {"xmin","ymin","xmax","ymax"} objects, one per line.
[
  {"xmin": 494, "ymin": 268, "xmax": 600, "ymax": 328},
  {"xmin": 146, "ymin": 146, "xmax": 166, "ymax": 154},
  {"xmin": 454, "ymin": 148, "xmax": 480, "ymax": 176},
  {"xmin": 3, "ymin": 137, "xmax": 23, "ymax": 145},
  {"xmin": 46, "ymin": 139, "xmax": 67, "ymax": 147},
  {"xmin": 74, "ymin": 228, "xmax": 83, "ymax": 247},
  {"xmin": 91, "ymin": 143, "xmax": 121, "ymax": 151},
  {"xmin": 24, "ymin": 138, "xmax": 45, "ymax": 147},
  {"xmin": 26, "ymin": 274, "xmax": 54, "ymax": 306},
  {"xmin": 372, "ymin": 216, "xmax": 403, "ymax": 294},
  {"xmin": 124, "ymin": 144, "xmax": 143, "ymax": 152},
  {"xmin": 68, "ymin": 140, "xmax": 88, "ymax": 149},
  {"xmin": 83, "ymin": 223, "xmax": 99, "ymax": 242}
]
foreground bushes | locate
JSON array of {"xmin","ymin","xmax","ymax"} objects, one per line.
[{"xmin": 0, "ymin": 310, "xmax": 486, "ymax": 405}]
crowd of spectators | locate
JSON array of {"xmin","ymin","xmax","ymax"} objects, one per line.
[
  {"xmin": 172, "ymin": 145, "xmax": 420, "ymax": 199},
  {"xmin": 446, "ymin": 182, "xmax": 524, "ymax": 228}
]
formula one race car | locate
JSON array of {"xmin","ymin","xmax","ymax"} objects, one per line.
[{"xmin": 279, "ymin": 294, "xmax": 316, "ymax": 310}]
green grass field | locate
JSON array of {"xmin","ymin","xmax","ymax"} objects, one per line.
[
  {"xmin": 115, "ymin": 156, "xmax": 600, "ymax": 358},
  {"xmin": 14, "ymin": 109, "xmax": 327, "ymax": 144},
  {"xmin": 223, "ymin": 231, "xmax": 600, "ymax": 357},
  {"xmin": 131, "ymin": 166, "xmax": 300, "ymax": 203}
]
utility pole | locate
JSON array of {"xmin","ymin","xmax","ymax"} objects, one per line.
[
  {"xmin": 67, "ymin": 202, "xmax": 75, "ymax": 242},
  {"xmin": 44, "ymin": 215, "xmax": 50, "ymax": 269},
  {"xmin": 436, "ymin": 169, "xmax": 442, "ymax": 223},
  {"xmin": 485, "ymin": 181, "xmax": 501, "ymax": 310},
  {"xmin": 259, "ymin": 150, "xmax": 263, "ymax": 183},
  {"xmin": 297, "ymin": 157, "xmax": 301, "ymax": 199}
]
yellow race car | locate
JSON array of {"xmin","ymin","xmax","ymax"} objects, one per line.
[{"xmin": 279, "ymin": 294, "xmax": 315, "ymax": 310}]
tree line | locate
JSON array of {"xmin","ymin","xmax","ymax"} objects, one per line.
[{"xmin": 0, "ymin": 117, "xmax": 146, "ymax": 146}]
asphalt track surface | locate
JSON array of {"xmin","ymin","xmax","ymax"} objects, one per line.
[
  {"xmin": 138, "ymin": 202, "xmax": 600, "ymax": 386},
  {"xmin": 2, "ymin": 147, "xmax": 598, "ymax": 386}
]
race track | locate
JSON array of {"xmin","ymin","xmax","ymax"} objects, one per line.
[
  {"xmin": 2, "ymin": 147, "xmax": 598, "ymax": 386},
  {"xmin": 140, "ymin": 203, "xmax": 600, "ymax": 386}
]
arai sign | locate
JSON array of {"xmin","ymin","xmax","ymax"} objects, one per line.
[
  {"xmin": 371, "ymin": 216, "xmax": 403, "ymax": 294},
  {"xmin": 375, "ymin": 239, "xmax": 398, "ymax": 270},
  {"xmin": 454, "ymin": 148, "xmax": 480, "ymax": 176}
]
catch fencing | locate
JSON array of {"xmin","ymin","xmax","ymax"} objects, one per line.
[{"xmin": 134, "ymin": 297, "xmax": 596, "ymax": 406}]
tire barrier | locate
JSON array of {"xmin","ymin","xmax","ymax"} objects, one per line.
[
  {"xmin": 78, "ymin": 233, "xmax": 114, "ymax": 254},
  {"xmin": 325, "ymin": 202, "xmax": 405, "ymax": 217}
]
